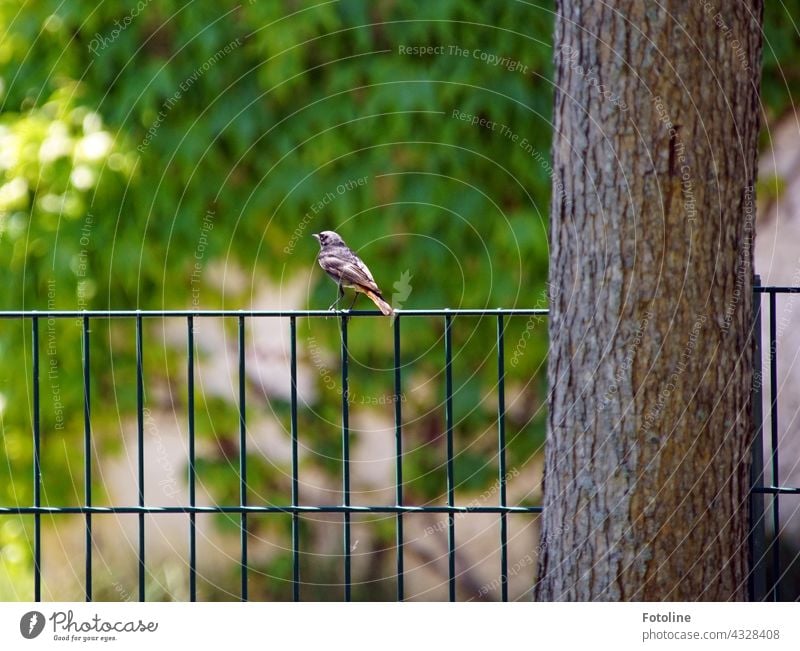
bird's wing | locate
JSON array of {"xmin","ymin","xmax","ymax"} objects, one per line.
[
  {"xmin": 342, "ymin": 256, "xmax": 381, "ymax": 293},
  {"xmin": 331, "ymin": 257, "xmax": 379, "ymax": 291},
  {"xmin": 318, "ymin": 248, "xmax": 383, "ymax": 293}
]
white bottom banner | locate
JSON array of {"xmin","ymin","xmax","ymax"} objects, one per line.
[{"xmin": 0, "ymin": 602, "xmax": 797, "ymax": 650}]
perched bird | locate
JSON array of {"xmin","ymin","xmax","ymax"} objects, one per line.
[{"xmin": 312, "ymin": 230, "xmax": 394, "ymax": 315}]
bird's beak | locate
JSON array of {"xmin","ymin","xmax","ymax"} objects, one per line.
[{"xmin": 312, "ymin": 233, "xmax": 320, "ymax": 242}]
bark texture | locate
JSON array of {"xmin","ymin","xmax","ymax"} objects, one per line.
[{"xmin": 535, "ymin": 1, "xmax": 763, "ymax": 601}]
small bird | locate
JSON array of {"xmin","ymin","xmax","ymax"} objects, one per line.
[{"xmin": 312, "ymin": 230, "xmax": 394, "ymax": 315}]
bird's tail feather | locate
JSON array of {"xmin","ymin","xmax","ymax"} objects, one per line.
[{"xmin": 364, "ymin": 290, "xmax": 394, "ymax": 316}]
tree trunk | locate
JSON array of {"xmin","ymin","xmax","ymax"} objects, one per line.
[{"xmin": 535, "ymin": 1, "xmax": 763, "ymax": 600}]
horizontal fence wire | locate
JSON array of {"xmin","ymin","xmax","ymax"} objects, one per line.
[
  {"xmin": 7, "ymin": 307, "xmax": 545, "ymax": 602},
  {"xmin": 0, "ymin": 506, "xmax": 542, "ymax": 514},
  {"xmin": 755, "ymin": 287, "xmax": 800, "ymax": 293},
  {"xmin": 0, "ymin": 308, "xmax": 549, "ymax": 319}
]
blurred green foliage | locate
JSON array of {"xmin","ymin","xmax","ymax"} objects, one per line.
[{"xmin": 0, "ymin": 0, "xmax": 797, "ymax": 600}]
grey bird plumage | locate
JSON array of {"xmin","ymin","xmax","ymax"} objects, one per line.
[{"xmin": 312, "ymin": 230, "xmax": 394, "ymax": 315}]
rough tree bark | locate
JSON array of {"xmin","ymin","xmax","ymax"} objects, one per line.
[{"xmin": 535, "ymin": 1, "xmax": 763, "ymax": 600}]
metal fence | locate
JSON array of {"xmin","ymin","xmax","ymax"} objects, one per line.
[
  {"xmin": 0, "ymin": 286, "xmax": 795, "ymax": 602},
  {"xmin": 749, "ymin": 281, "xmax": 800, "ymax": 602},
  {"xmin": 0, "ymin": 307, "xmax": 546, "ymax": 602}
]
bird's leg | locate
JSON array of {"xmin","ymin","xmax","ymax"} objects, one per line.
[
  {"xmin": 346, "ymin": 293, "xmax": 359, "ymax": 311},
  {"xmin": 328, "ymin": 282, "xmax": 345, "ymax": 311}
]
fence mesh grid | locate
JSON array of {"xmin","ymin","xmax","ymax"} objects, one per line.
[
  {"xmin": 1, "ymin": 285, "xmax": 794, "ymax": 601},
  {"xmin": 0, "ymin": 308, "xmax": 546, "ymax": 602}
]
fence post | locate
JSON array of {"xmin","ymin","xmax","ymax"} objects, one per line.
[{"xmin": 748, "ymin": 273, "xmax": 767, "ymax": 601}]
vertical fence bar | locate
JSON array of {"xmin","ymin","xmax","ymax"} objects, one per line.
[
  {"xmin": 82, "ymin": 316, "xmax": 92, "ymax": 601},
  {"xmin": 32, "ymin": 316, "xmax": 41, "ymax": 602},
  {"xmin": 393, "ymin": 315, "xmax": 404, "ymax": 601},
  {"xmin": 238, "ymin": 315, "xmax": 248, "ymax": 601},
  {"xmin": 749, "ymin": 277, "xmax": 767, "ymax": 601},
  {"xmin": 136, "ymin": 314, "xmax": 145, "ymax": 601},
  {"xmin": 341, "ymin": 315, "xmax": 351, "ymax": 601},
  {"xmin": 290, "ymin": 316, "xmax": 300, "ymax": 602},
  {"xmin": 768, "ymin": 291, "xmax": 780, "ymax": 601},
  {"xmin": 497, "ymin": 314, "xmax": 508, "ymax": 602},
  {"xmin": 187, "ymin": 316, "xmax": 197, "ymax": 602},
  {"xmin": 444, "ymin": 313, "xmax": 455, "ymax": 602}
]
